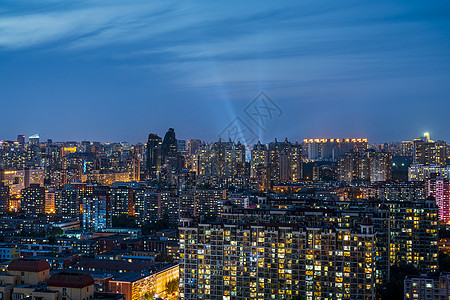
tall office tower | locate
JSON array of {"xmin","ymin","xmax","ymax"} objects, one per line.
[
  {"xmin": 427, "ymin": 174, "xmax": 450, "ymax": 222},
  {"xmin": 17, "ymin": 135, "xmax": 25, "ymax": 146},
  {"xmin": 0, "ymin": 183, "xmax": 9, "ymax": 213},
  {"xmin": 161, "ymin": 128, "xmax": 178, "ymax": 164},
  {"xmin": 250, "ymin": 141, "xmax": 268, "ymax": 178},
  {"xmin": 413, "ymin": 133, "xmax": 447, "ymax": 166},
  {"xmin": 178, "ymin": 139, "xmax": 187, "ymax": 155},
  {"xmin": 108, "ymin": 186, "xmax": 134, "ymax": 218},
  {"xmin": 179, "ymin": 216, "xmax": 376, "ymax": 300},
  {"xmin": 29, "ymin": 134, "xmax": 40, "ymax": 146},
  {"xmin": 146, "ymin": 133, "xmax": 162, "ymax": 177},
  {"xmin": 21, "ymin": 183, "xmax": 45, "ymax": 216},
  {"xmin": 402, "ymin": 141, "xmax": 414, "ymax": 156},
  {"xmin": 82, "ymin": 189, "xmax": 111, "ymax": 231},
  {"xmin": 187, "ymin": 139, "xmax": 202, "ymax": 156}
]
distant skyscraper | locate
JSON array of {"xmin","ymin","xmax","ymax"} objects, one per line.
[
  {"xmin": 29, "ymin": 134, "xmax": 40, "ymax": 146},
  {"xmin": 17, "ymin": 135, "xmax": 25, "ymax": 145},
  {"xmin": 81, "ymin": 141, "xmax": 91, "ymax": 153},
  {"xmin": 177, "ymin": 140, "xmax": 187, "ymax": 153},
  {"xmin": 146, "ymin": 133, "xmax": 162, "ymax": 177},
  {"xmin": 161, "ymin": 128, "xmax": 177, "ymax": 164},
  {"xmin": 187, "ymin": 139, "xmax": 202, "ymax": 156}
]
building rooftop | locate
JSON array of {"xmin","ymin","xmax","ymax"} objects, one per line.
[
  {"xmin": 47, "ymin": 272, "xmax": 94, "ymax": 288},
  {"xmin": 7, "ymin": 258, "xmax": 50, "ymax": 272}
]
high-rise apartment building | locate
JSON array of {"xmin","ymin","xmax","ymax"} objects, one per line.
[
  {"xmin": 21, "ymin": 183, "xmax": 45, "ymax": 216},
  {"xmin": 427, "ymin": 174, "xmax": 450, "ymax": 222},
  {"xmin": 108, "ymin": 185, "xmax": 134, "ymax": 217},
  {"xmin": 179, "ymin": 216, "xmax": 376, "ymax": 300},
  {"xmin": 82, "ymin": 189, "xmax": 111, "ymax": 231},
  {"xmin": 0, "ymin": 183, "xmax": 9, "ymax": 213},
  {"xmin": 413, "ymin": 133, "xmax": 447, "ymax": 166},
  {"xmin": 338, "ymin": 150, "xmax": 391, "ymax": 183},
  {"xmin": 303, "ymin": 138, "xmax": 368, "ymax": 161},
  {"xmin": 401, "ymin": 141, "xmax": 414, "ymax": 156}
]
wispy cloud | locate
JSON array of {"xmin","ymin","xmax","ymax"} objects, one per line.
[{"xmin": 1, "ymin": 1, "xmax": 449, "ymax": 94}]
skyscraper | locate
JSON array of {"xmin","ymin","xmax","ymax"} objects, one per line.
[
  {"xmin": 146, "ymin": 133, "xmax": 162, "ymax": 177},
  {"xmin": 29, "ymin": 134, "xmax": 40, "ymax": 146},
  {"xmin": 17, "ymin": 135, "xmax": 25, "ymax": 146},
  {"xmin": 187, "ymin": 139, "xmax": 202, "ymax": 156},
  {"xmin": 161, "ymin": 128, "xmax": 177, "ymax": 164}
]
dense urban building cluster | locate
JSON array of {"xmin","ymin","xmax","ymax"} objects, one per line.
[{"xmin": 0, "ymin": 130, "xmax": 449, "ymax": 300}]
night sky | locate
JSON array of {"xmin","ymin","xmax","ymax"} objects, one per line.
[{"xmin": 1, "ymin": 1, "xmax": 449, "ymax": 144}]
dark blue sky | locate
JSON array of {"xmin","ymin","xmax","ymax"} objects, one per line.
[{"xmin": 1, "ymin": 1, "xmax": 449, "ymax": 144}]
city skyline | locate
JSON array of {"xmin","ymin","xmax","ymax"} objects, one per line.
[
  {"xmin": 0, "ymin": 131, "xmax": 444, "ymax": 146},
  {"xmin": 1, "ymin": 1, "xmax": 450, "ymax": 143}
]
